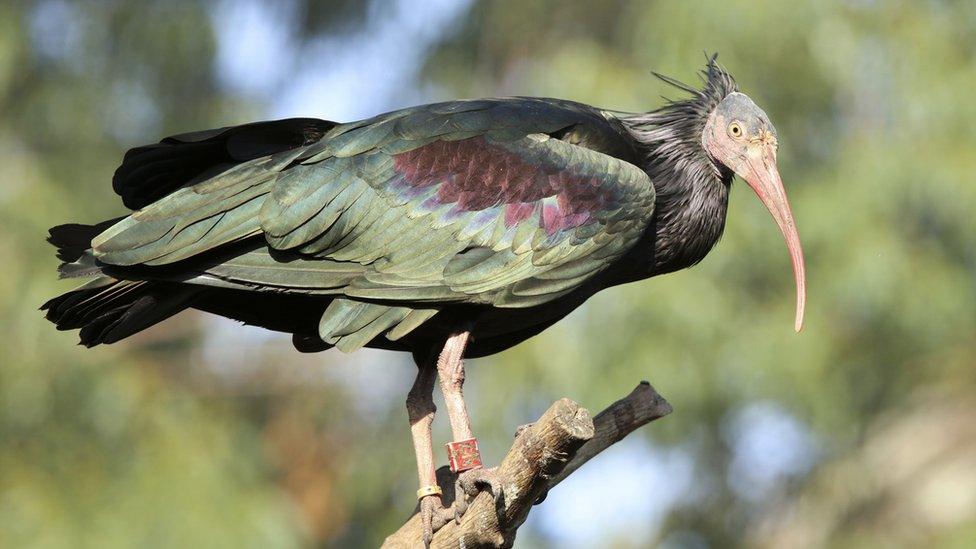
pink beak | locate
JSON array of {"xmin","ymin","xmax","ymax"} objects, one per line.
[{"xmin": 741, "ymin": 144, "xmax": 806, "ymax": 332}]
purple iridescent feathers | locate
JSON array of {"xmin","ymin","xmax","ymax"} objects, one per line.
[{"xmin": 392, "ymin": 136, "xmax": 614, "ymax": 236}]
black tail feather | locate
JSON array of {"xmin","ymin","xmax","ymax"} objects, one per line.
[
  {"xmin": 42, "ymin": 118, "xmax": 342, "ymax": 347},
  {"xmin": 42, "ymin": 279, "xmax": 200, "ymax": 347}
]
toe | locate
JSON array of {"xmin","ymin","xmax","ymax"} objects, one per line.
[
  {"xmin": 457, "ymin": 466, "xmax": 503, "ymax": 502},
  {"xmin": 420, "ymin": 497, "xmax": 433, "ymax": 546},
  {"xmin": 452, "ymin": 493, "xmax": 468, "ymax": 524},
  {"xmin": 454, "ymin": 467, "xmax": 502, "ymax": 520},
  {"xmin": 419, "ymin": 495, "xmax": 446, "ymax": 546},
  {"xmin": 451, "ymin": 467, "xmax": 505, "ymax": 525},
  {"xmin": 419, "ymin": 494, "xmax": 453, "ymax": 545}
]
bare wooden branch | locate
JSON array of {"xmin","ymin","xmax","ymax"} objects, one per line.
[
  {"xmin": 547, "ymin": 381, "xmax": 673, "ymax": 487},
  {"xmin": 382, "ymin": 381, "xmax": 672, "ymax": 548}
]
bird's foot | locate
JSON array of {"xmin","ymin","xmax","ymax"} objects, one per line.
[
  {"xmin": 418, "ymin": 493, "xmax": 453, "ymax": 547},
  {"xmin": 452, "ymin": 466, "xmax": 503, "ymax": 523}
]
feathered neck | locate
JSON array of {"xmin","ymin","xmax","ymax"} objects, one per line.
[{"xmin": 614, "ymin": 58, "xmax": 739, "ymax": 280}]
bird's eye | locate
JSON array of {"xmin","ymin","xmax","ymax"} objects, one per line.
[{"xmin": 728, "ymin": 122, "xmax": 743, "ymax": 138}]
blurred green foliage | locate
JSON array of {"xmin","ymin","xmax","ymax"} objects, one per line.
[{"xmin": 1, "ymin": 1, "xmax": 974, "ymax": 548}]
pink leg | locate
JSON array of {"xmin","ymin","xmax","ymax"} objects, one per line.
[
  {"xmin": 437, "ymin": 331, "xmax": 477, "ymax": 449},
  {"xmin": 435, "ymin": 331, "xmax": 502, "ymax": 521},
  {"xmin": 406, "ymin": 356, "xmax": 450, "ymax": 546}
]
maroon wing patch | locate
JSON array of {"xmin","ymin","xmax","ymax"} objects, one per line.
[{"xmin": 392, "ymin": 137, "xmax": 616, "ymax": 235}]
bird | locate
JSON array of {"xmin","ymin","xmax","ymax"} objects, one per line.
[{"xmin": 42, "ymin": 55, "xmax": 805, "ymax": 544}]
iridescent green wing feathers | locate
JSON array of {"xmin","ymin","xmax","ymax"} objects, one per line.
[{"xmin": 91, "ymin": 98, "xmax": 654, "ymax": 313}]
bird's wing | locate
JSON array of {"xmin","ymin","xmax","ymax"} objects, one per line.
[
  {"xmin": 113, "ymin": 117, "xmax": 337, "ymax": 210},
  {"xmin": 92, "ymin": 99, "xmax": 655, "ymax": 308}
]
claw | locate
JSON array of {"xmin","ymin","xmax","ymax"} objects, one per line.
[{"xmin": 452, "ymin": 466, "xmax": 503, "ymax": 523}]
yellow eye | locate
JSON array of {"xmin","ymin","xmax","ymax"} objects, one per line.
[{"xmin": 728, "ymin": 122, "xmax": 743, "ymax": 138}]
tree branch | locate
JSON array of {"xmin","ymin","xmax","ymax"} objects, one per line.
[{"xmin": 382, "ymin": 381, "xmax": 672, "ymax": 548}]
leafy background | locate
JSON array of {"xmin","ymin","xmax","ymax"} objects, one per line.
[{"xmin": 1, "ymin": 1, "xmax": 974, "ymax": 547}]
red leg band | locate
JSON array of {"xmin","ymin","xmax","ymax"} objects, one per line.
[{"xmin": 445, "ymin": 438, "xmax": 483, "ymax": 473}]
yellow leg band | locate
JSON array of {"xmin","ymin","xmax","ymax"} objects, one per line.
[{"xmin": 417, "ymin": 485, "xmax": 442, "ymax": 499}]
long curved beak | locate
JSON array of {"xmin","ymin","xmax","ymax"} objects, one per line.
[{"xmin": 741, "ymin": 144, "xmax": 806, "ymax": 332}]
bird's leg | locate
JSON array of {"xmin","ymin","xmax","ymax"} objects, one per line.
[
  {"xmin": 406, "ymin": 354, "xmax": 451, "ymax": 546},
  {"xmin": 435, "ymin": 331, "xmax": 503, "ymax": 521},
  {"xmin": 437, "ymin": 331, "xmax": 476, "ymax": 451}
]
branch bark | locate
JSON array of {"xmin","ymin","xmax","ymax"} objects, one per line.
[{"xmin": 382, "ymin": 381, "xmax": 672, "ymax": 548}]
